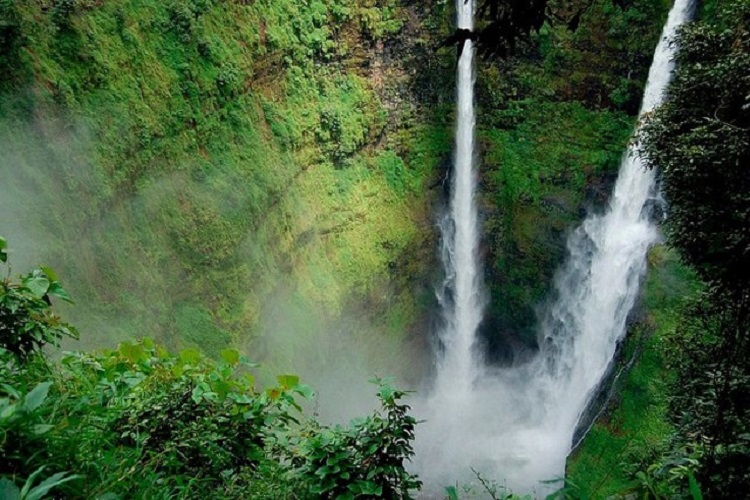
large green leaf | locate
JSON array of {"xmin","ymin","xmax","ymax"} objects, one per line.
[
  {"xmin": 22, "ymin": 271, "xmax": 50, "ymax": 298},
  {"xmin": 47, "ymin": 282, "xmax": 72, "ymax": 303},
  {"xmin": 39, "ymin": 266, "xmax": 58, "ymax": 282},
  {"xmin": 179, "ymin": 348, "xmax": 202, "ymax": 365},
  {"xmin": 688, "ymin": 471, "xmax": 704, "ymax": 500},
  {"xmin": 219, "ymin": 348, "xmax": 240, "ymax": 365},
  {"xmin": 277, "ymin": 374, "xmax": 300, "ymax": 389},
  {"xmin": 25, "ymin": 471, "xmax": 80, "ymax": 500},
  {"xmin": 0, "ymin": 478, "xmax": 21, "ymax": 500},
  {"xmin": 23, "ymin": 382, "xmax": 52, "ymax": 413}
]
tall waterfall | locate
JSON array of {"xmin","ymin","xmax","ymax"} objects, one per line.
[
  {"xmin": 414, "ymin": 0, "xmax": 694, "ymax": 495},
  {"xmin": 433, "ymin": 0, "xmax": 484, "ymax": 402}
]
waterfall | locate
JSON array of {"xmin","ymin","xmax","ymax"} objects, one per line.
[
  {"xmin": 434, "ymin": 0, "xmax": 484, "ymax": 402},
  {"xmin": 414, "ymin": 0, "xmax": 694, "ymax": 495},
  {"xmin": 535, "ymin": 0, "xmax": 696, "ymax": 451}
]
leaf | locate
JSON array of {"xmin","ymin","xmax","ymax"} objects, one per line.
[
  {"xmin": 0, "ymin": 236, "xmax": 7, "ymax": 264},
  {"xmin": 0, "ymin": 478, "xmax": 21, "ymax": 500},
  {"xmin": 47, "ymin": 282, "xmax": 72, "ymax": 303},
  {"xmin": 688, "ymin": 471, "xmax": 703, "ymax": 500},
  {"xmin": 40, "ymin": 266, "xmax": 58, "ymax": 282},
  {"xmin": 20, "ymin": 466, "xmax": 46, "ymax": 498},
  {"xmin": 294, "ymin": 383, "xmax": 315, "ymax": 399},
  {"xmin": 212, "ymin": 380, "xmax": 233, "ymax": 399},
  {"xmin": 266, "ymin": 388, "xmax": 281, "ymax": 400},
  {"xmin": 22, "ymin": 271, "xmax": 50, "ymax": 298},
  {"xmin": 1, "ymin": 383, "xmax": 21, "ymax": 399},
  {"xmin": 277, "ymin": 374, "xmax": 300, "ymax": 389},
  {"xmin": 119, "ymin": 343, "xmax": 145, "ymax": 363},
  {"xmin": 23, "ymin": 382, "xmax": 52, "ymax": 413},
  {"xmin": 445, "ymin": 485, "xmax": 459, "ymax": 500},
  {"xmin": 0, "ymin": 402, "xmax": 16, "ymax": 420},
  {"xmin": 220, "ymin": 348, "xmax": 240, "ymax": 365},
  {"xmin": 33, "ymin": 424, "xmax": 54, "ymax": 435},
  {"xmin": 25, "ymin": 471, "xmax": 80, "ymax": 500},
  {"xmin": 179, "ymin": 348, "xmax": 202, "ymax": 365}
]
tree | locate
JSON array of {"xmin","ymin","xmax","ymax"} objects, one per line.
[
  {"xmin": 640, "ymin": 0, "xmax": 750, "ymax": 290},
  {"xmin": 638, "ymin": 1, "xmax": 750, "ymax": 495}
]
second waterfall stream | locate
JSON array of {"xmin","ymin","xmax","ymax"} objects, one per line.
[{"xmin": 413, "ymin": 0, "xmax": 695, "ymax": 495}]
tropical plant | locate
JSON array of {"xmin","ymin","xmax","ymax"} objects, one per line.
[
  {"xmin": 0, "ymin": 237, "xmax": 78, "ymax": 361},
  {"xmin": 283, "ymin": 380, "xmax": 421, "ymax": 499},
  {"xmin": 0, "ymin": 467, "xmax": 79, "ymax": 500}
]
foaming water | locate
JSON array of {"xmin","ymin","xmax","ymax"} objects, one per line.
[{"xmin": 414, "ymin": 0, "xmax": 695, "ymax": 495}]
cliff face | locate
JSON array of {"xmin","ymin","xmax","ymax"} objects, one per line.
[
  {"xmin": 0, "ymin": 0, "xmax": 669, "ymax": 376},
  {"xmin": 474, "ymin": 0, "xmax": 672, "ymax": 358},
  {"xmin": 0, "ymin": 1, "xmax": 449, "ymax": 379}
]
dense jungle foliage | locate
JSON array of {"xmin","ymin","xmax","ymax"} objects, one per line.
[{"xmin": 1, "ymin": 250, "xmax": 421, "ymax": 498}]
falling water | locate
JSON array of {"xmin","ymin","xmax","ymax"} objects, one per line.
[
  {"xmin": 414, "ymin": 0, "xmax": 694, "ymax": 495},
  {"xmin": 433, "ymin": 0, "xmax": 484, "ymax": 402}
]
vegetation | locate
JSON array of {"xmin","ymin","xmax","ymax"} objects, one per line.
[
  {"xmin": 637, "ymin": 0, "xmax": 750, "ymax": 495},
  {"xmin": 0, "ymin": 240, "xmax": 421, "ymax": 498},
  {"xmin": 5, "ymin": 0, "xmax": 747, "ymax": 497},
  {"xmin": 476, "ymin": 0, "xmax": 671, "ymax": 349},
  {"xmin": 0, "ymin": 0, "xmax": 446, "ymax": 367},
  {"xmin": 0, "ymin": 237, "xmax": 78, "ymax": 361}
]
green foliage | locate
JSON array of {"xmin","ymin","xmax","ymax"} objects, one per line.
[
  {"xmin": 374, "ymin": 150, "xmax": 416, "ymax": 196},
  {"xmin": 0, "ymin": 0, "xmax": 23, "ymax": 86},
  {"xmin": 480, "ymin": 99, "xmax": 634, "ymax": 344},
  {"xmin": 0, "ymin": 466, "xmax": 79, "ymax": 500},
  {"xmin": 0, "ymin": 0, "xmax": 437, "ymax": 359},
  {"xmin": 0, "ymin": 336, "xmax": 423, "ymax": 498},
  {"xmin": 640, "ymin": 0, "xmax": 750, "ymax": 289},
  {"xmin": 0, "ymin": 257, "xmax": 423, "ymax": 498},
  {"xmin": 175, "ymin": 304, "xmax": 231, "ymax": 358},
  {"xmin": 635, "ymin": 3, "xmax": 750, "ymax": 495},
  {"xmin": 475, "ymin": 0, "xmax": 671, "ymax": 347},
  {"xmin": 284, "ymin": 380, "xmax": 421, "ymax": 499},
  {"xmin": 660, "ymin": 288, "xmax": 750, "ymax": 498},
  {"xmin": 0, "ymin": 240, "xmax": 78, "ymax": 361}
]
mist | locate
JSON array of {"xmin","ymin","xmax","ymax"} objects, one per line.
[{"xmin": 1, "ymin": 97, "xmax": 430, "ymax": 425}]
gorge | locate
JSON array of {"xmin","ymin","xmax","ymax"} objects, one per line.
[{"xmin": 1, "ymin": 0, "xmax": 748, "ymax": 497}]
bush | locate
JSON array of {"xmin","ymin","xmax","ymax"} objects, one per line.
[{"xmin": 0, "ymin": 237, "xmax": 78, "ymax": 361}]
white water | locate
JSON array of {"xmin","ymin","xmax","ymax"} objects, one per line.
[
  {"xmin": 414, "ymin": 0, "xmax": 694, "ymax": 495},
  {"xmin": 432, "ymin": 0, "xmax": 484, "ymax": 405}
]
